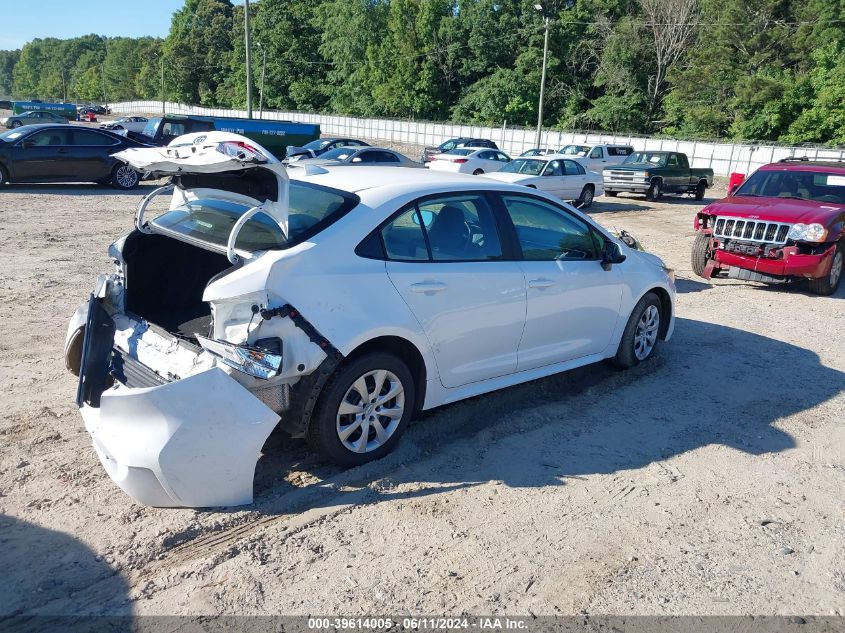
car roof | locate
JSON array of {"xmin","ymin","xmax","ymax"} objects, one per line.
[
  {"xmin": 759, "ymin": 160, "xmax": 845, "ymax": 174},
  {"xmin": 289, "ymin": 165, "xmax": 521, "ymax": 195}
]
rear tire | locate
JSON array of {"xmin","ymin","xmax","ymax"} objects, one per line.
[
  {"xmin": 612, "ymin": 292, "xmax": 662, "ymax": 369},
  {"xmin": 472, "ymin": 169, "xmax": 484, "ymax": 175},
  {"xmin": 578, "ymin": 185, "xmax": 595, "ymax": 208},
  {"xmin": 645, "ymin": 180, "xmax": 662, "ymax": 201},
  {"xmin": 694, "ymin": 180, "xmax": 706, "ymax": 201},
  {"xmin": 10, "ymin": 121, "xmax": 21, "ymax": 128},
  {"xmin": 307, "ymin": 352, "xmax": 415, "ymax": 467},
  {"xmin": 111, "ymin": 163, "xmax": 139, "ymax": 190},
  {"xmin": 807, "ymin": 243, "xmax": 844, "ymax": 296},
  {"xmin": 691, "ymin": 232, "xmax": 712, "ymax": 278}
]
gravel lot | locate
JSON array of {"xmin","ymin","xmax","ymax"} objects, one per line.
[{"xmin": 1, "ymin": 143, "xmax": 844, "ymax": 618}]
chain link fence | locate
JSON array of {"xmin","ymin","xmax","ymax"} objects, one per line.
[{"xmin": 111, "ymin": 100, "xmax": 845, "ymax": 177}]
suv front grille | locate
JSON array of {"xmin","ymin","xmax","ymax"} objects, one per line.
[{"xmin": 713, "ymin": 217, "xmax": 791, "ymax": 245}]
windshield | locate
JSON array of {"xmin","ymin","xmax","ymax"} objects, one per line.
[
  {"xmin": 150, "ymin": 183, "xmax": 358, "ymax": 252},
  {"xmin": 735, "ymin": 169, "xmax": 845, "ymax": 203},
  {"xmin": 141, "ymin": 118, "xmax": 161, "ymax": 138},
  {"xmin": 624, "ymin": 152, "xmax": 667, "ymax": 166},
  {"xmin": 560, "ymin": 145, "xmax": 590, "ymax": 156},
  {"xmin": 320, "ymin": 147, "xmax": 356, "ymax": 160},
  {"xmin": 303, "ymin": 139, "xmax": 332, "ymax": 150},
  {"xmin": 501, "ymin": 159, "xmax": 545, "ymax": 175},
  {"xmin": 0, "ymin": 129, "xmax": 26, "ymax": 142}
]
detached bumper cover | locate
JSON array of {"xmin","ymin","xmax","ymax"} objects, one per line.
[
  {"xmin": 81, "ymin": 367, "xmax": 279, "ymax": 508},
  {"xmin": 711, "ymin": 244, "xmax": 836, "ymax": 279}
]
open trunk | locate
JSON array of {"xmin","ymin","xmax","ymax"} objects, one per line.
[{"xmin": 122, "ymin": 231, "xmax": 232, "ymax": 341}]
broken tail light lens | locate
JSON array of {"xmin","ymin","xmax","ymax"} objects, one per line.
[{"xmin": 196, "ymin": 335, "xmax": 282, "ymax": 380}]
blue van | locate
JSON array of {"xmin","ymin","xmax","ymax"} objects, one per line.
[{"xmin": 136, "ymin": 115, "xmax": 320, "ymax": 159}]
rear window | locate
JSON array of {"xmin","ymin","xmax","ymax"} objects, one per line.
[
  {"xmin": 141, "ymin": 118, "xmax": 161, "ymax": 138},
  {"xmin": 150, "ymin": 182, "xmax": 359, "ymax": 252},
  {"xmin": 445, "ymin": 148, "xmax": 474, "ymax": 156},
  {"xmin": 608, "ymin": 146, "xmax": 634, "ymax": 156}
]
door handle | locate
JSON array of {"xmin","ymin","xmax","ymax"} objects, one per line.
[
  {"xmin": 528, "ymin": 278, "xmax": 555, "ymax": 289},
  {"xmin": 55, "ymin": 148, "xmax": 68, "ymax": 154},
  {"xmin": 410, "ymin": 281, "xmax": 447, "ymax": 294}
]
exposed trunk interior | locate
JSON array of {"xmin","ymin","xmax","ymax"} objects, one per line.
[{"xmin": 122, "ymin": 231, "xmax": 232, "ymax": 340}]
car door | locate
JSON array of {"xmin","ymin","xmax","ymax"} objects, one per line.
[
  {"xmin": 382, "ymin": 192, "xmax": 526, "ymax": 388},
  {"xmin": 10, "ymin": 128, "xmax": 75, "ymax": 181},
  {"xmin": 498, "ymin": 193, "xmax": 623, "ymax": 370},
  {"xmin": 71, "ymin": 129, "xmax": 122, "ymax": 180},
  {"xmin": 562, "ymin": 160, "xmax": 589, "ymax": 199},
  {"xmin": 474, "ymin": 150, "xmax": 498, "ymax": 173},
  {"xmin": 588, "ymin": 146, "xmax": 606, "ymax": 172},
  {"xmin": 537, "ymin": 160, "xmax": 565, "ymax": 197},
  {"xmin": 664, "ymin": 153, "xmax": 683, "ymax": 191}
]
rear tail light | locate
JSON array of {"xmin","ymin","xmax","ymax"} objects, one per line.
[{"xmin": 451, "ymin": 158, "xmax": 468, "ymax": 163}]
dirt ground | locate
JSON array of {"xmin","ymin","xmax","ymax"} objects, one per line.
[{"xmin": 1, "ymin": 145, "xmax": 844, "ymax": 619}]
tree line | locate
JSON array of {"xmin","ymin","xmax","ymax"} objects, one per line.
[{"xmin": 1, "ymin": 0, "xmax": 844, "ymax": 145}]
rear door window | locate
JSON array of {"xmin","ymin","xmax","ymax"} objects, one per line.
[{"xmin": 73, "ymin": 130, "xmax": 119, "ymax": 146}]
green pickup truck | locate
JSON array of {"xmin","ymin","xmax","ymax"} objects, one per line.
[{"xmin": 603, "ymin": 151, "xmax": 714, "ymax": 201}]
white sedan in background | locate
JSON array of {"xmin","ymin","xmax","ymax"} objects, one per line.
[
  {"xmin": 99, "ymin": 116, "xmax": 149, "ymax": 133},
  {"xmin": 427, "ymin": 147, "xmax": 512, "ymax": 175},
  {"xmin": 483, "ymin": 155, "xmax": 604, "ymax": 208}
]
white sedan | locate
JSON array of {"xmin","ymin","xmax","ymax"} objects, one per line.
[
  {"xmin": 64, "ymin": 132, "xmax": 675, "ymax": 508},
  {"xmin": 99, "ymin": 116, "xmax": 149, "ymax": 133},
  {"xmin": 483, "ymin": 155, "xmax": 604, "ymax": 208},
  {"xmin": 426, "ymin": 147, "xmax": 512, "ymax": 175}
]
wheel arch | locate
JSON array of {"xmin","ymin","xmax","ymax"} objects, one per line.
[
  {"xmin": 343, "ymin": 335, "xmax": 428, "ymax": 413},
  {"xmin": 644, "ymin": 286, "xmax": 673, "ymax": 339}
]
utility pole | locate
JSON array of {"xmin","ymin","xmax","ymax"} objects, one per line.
[
  {"xmin": 60, "ymin": 68, "xmax": 67, "ymax": 103},
  {"xmin": 245, "ymin": 0, "xmax": 253, "ymax": 118},
  {"xmin": 535, "ymin": 6, "xmax": 550, "ymax": 149},
  {"xmin": 101, "ymin": 63, "xmax": 107, "ymax": 104},
  {"xmin": 257, "ymin": 42, "xmax": 267, "ymax": 119},
  {"xmin": 160, "ymin": 56, "xmax": 165, "ymax": 115}
]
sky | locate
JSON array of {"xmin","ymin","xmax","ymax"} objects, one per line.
[{"xmin": 0, "ymin": 0, "xmax": 189, "ymax": 50}]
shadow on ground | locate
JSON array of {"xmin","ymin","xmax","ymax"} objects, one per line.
[
  {"xmin": 247, "ymin": 317, "xmax": 844, "ymax": 515},
  {"xmin": 0, "ymin": 515, "xmax": 130, "ymax": 621},
  {"xmin": 0, "ymin": 183, "xmax": 160, "ymax": 197}
]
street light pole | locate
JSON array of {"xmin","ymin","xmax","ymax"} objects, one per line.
[
  {"xmin": 245, "ymin": 0, "xmax": 253, "ymax": 118},
  {"xmin": 535, "ymin": 13, "xmax": 550, "ymax": 149},
  {"xmin": 258, "ymin": 43, "xmax": 267, "ymax": 120},
  {"xmin": 160, "ymin": 56, "xmax": 165, "ymax": 115}
]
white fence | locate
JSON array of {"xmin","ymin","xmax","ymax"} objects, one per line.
[{"xmin": 111, "ymin": 100, "xmax": 845, "ymax": 177}]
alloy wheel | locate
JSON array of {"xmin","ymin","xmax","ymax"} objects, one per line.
[
  {"xmin": 633, "ymin": 305, "xmax": 660, "ymax": 361},
  {"xmin": 115, "ymin": 165, "xmax": 137, "ymax": 188},
  {"xmin": 336, "ymin": 369, "xmax": 405, "ymax": 454}
]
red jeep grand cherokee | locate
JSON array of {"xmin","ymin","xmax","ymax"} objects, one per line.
[{"xmin": 692, "ymin": 158, "xmax": 845, "ymax": 295}]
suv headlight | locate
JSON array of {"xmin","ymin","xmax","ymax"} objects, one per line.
[{"xmin": 788, "ymin": 223, "xmax": 828, "ymax": 242}]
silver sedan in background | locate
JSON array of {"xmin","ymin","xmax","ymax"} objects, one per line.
[{"xmin": 291, "ymin": 146, "xmax": 423, "ymax": 168}]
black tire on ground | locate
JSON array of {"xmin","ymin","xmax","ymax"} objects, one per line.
[
  {"xmin": 611, "ymin": 292, "xmax": 662, "ymax": 369},
  {"xmin": 0, "ymin": 164, "xmax": 9, "ymax": 186},
  {"xmin": 307, "ymin": 352, "xmax": 416, "ymax": 467},
  {"xmin": 578, "ymin": 185, "xmax": 595, "ymax": 208},
  {"xmin": 472, "ymin": 169, "xmax": 484, "ymax": 175},
  {"xmin": 10, "ymin": 121, "xmax": 21, "ymax": 128},
  {"xmin": 691, "ymin": 232, "xmax": 712, "ymax": 278},
  {"xmin": 645, "ymin": 180, "xmax": 662, "ymax": 201},
  {"xmin": 807, "ymin": 243, "xmax": 844, "ymax": 296},
  {"xmin": 111, "ymin": 163, "xmax": 139, "ymax": 190},
  {"xmin": 606, "ymin": 191, "xmax": 618, "ymax": 197},
  {"xmin": 694, "ymin": 180, "xmax": 707, "ymax": 201}
]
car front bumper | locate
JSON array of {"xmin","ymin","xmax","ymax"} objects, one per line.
[{"xmin": 709, "ymin": 243, "xmax": 836, "ymax": 280}]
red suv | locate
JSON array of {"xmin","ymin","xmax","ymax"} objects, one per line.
[{"xmin": 692, "ymin": 158, "xmax": 845, "ymax": 295}]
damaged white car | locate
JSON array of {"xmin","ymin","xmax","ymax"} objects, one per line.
[{"xmin": 65, "ymin": 132, "xmax": 676, "ymax": 508}]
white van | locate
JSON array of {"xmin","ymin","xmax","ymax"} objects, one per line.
[{"xmin": 559, "ymin": 143, "xmax": 635, "ymax": 172}]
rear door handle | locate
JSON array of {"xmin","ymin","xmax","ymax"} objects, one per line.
[
  {"xmin": 528, "ymin": 278, "xmax": 555, "ymax": 289},
  {"xmin": 410, "ymin": 281, "xmax": 447, "ymax": 293}
]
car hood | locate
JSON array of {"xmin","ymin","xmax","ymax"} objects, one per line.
[
  {"xmin": 704, "ymin": 195, "xmax": 844, "ymax": 225},
  {"xmin": 482, "ymin": 172, "xmax": 536, "ymax": 183}
]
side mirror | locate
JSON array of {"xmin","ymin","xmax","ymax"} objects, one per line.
[{"xmin": 601, "ymin": 241, "xmax": 627, "ymax": 271}]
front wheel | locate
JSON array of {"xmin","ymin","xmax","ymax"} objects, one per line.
[
  {"xmin": 111, "ymin": 163, "xmax": 139, "ymax": 189},
  {"xmin": 691, "ymin": 232, "xmax": 712, "ymax": 277},
  {"xmin": 307, "ymin": 352, "xmax": 415, "ymax": 466},
  {"xmin": 807, "ymin": 244, "xmax": 844, "ymax": 296},
  {"xmin": 612, "ymin": 292, "xmax": 662, "ymax": 369},
  {"xmin": 645, "ymin": 180, "xmax": 662, "ymax": 201},
  {"xmin": 0, "ymin": 164, "xmax": 9, "ymax": 186},
  {"xmin": 10, "ymin": 121, "xmax": 21, "ymax": 129},
  {"xmin": 578, "ymin": 185, "xmax": 595, "ymax": 208}
]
